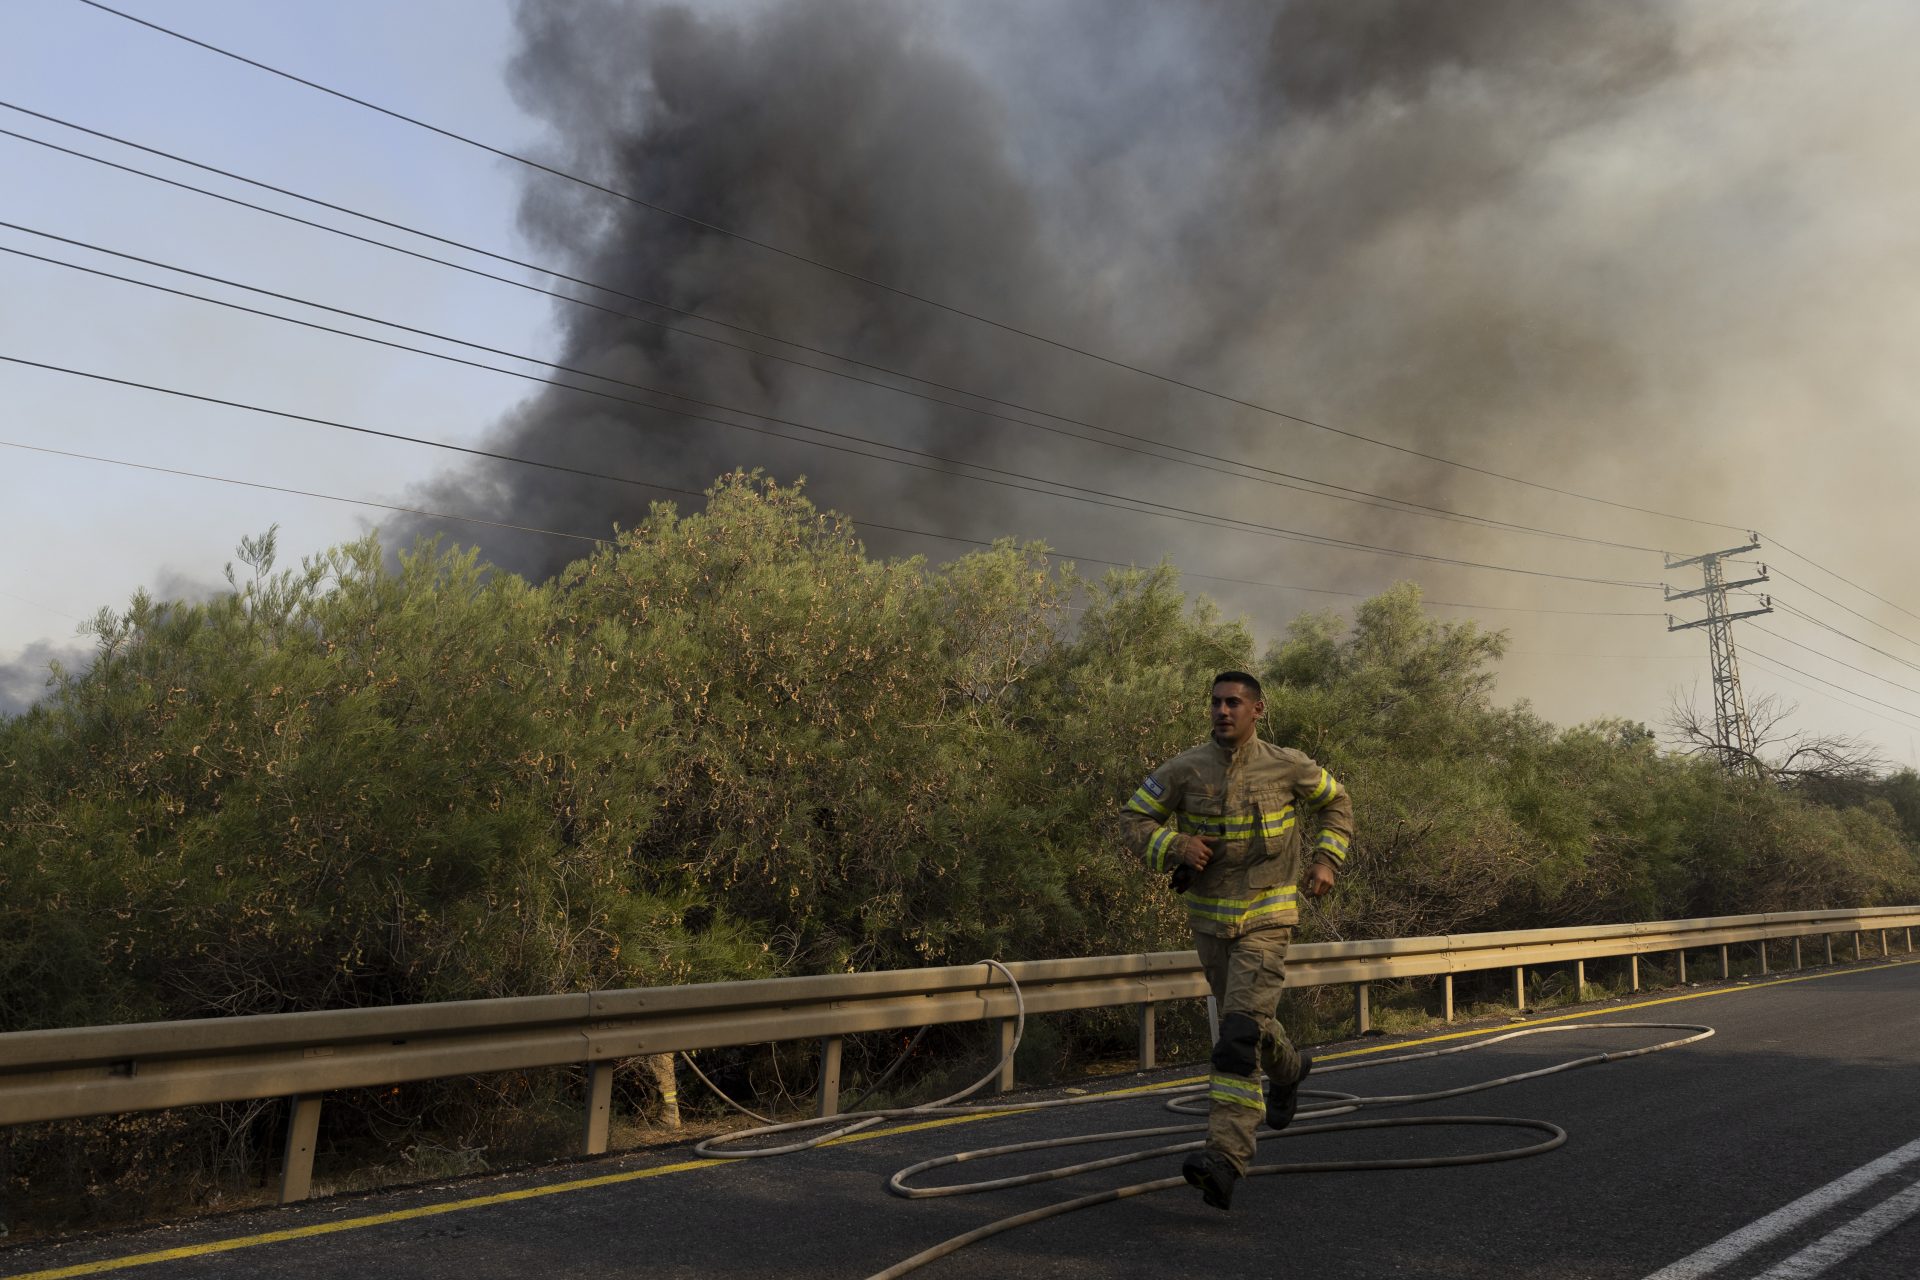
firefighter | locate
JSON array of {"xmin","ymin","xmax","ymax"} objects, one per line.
[{"xmin": 1119, "ymin": 670, "xmax": 1354, "ymax": 1211}]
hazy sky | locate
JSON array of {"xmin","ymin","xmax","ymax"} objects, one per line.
[{"xmin": 3, "ymin": 0, "xmax": 1919, "ymax": 769}]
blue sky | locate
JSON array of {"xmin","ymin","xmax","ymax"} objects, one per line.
[{"xmin": 1, "ymin": 0, "xmax": 535, "ymax": 647}]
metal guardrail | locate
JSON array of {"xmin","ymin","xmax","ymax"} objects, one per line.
[{"xmin": 3, "ymin": 905, "xmax": 1915, "ymax": 1202}]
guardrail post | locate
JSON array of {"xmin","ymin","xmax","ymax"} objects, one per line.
[
  {"xmin": 1677, "ymin": 950, "xmax": 1687, "ymax": 983},
  {"xmin": 1630, "ymin": 955, "xmax": 1640, "ymax": 992},
  {"xmin": 1137, "ymin": 1003, "xmax": 1157, "ymax": 1070},
  {"xmin": 1907, "ymin": 927, "xmax": 1913, "ymax": 954},
  {"xmin": 1442, "ymin": 974, "xmax": 1454, "ymax": 1023},
  {"xmin": 1513, "ymin": 966, "xmax": 1526, "ymax": 1011},
  {"xmin": 1881, "ymin": 929, "xmax": 1890, "ymax": 958},
  {"xmin": 1794, "ymin": 938, "xmax": 1802, "ymax": 970},
  {"xmin": 817, "ymin": 1036, "xmax": 843, "ymax": 1118},
  {"xmin": 582, "ymin": 1061, "xmax": 615, "ymax": 1155},
  {"xmin": 997, "ymin": 1019, "xmax": 1017, "ymax": 1093},
  {"xmin": 1757, "ymin": 942, "xmax": 1769, "ymax": 975},
  {"xmin": 1826, "ymin": 934, "xmax": 1834, "ymax": 965},
  {"xmin": 1854, "ymin": 931, "xmax": 1863, "ymax": 961},
  {"xmin": 1575, "ymin": 959, "xmax": 1586, "ymax": 997},
  {"xmin": 1720, "ymin": 945, "xmax": 1730, "ymax": 979},
  {"xmin": 1353, "ymin": 983, "xmax": 1371, "ymax": 1034},
  {"xmin": 278, "ymin": 1094, "xmax": 323, "ymax": 1204},
  {"xmin": 584, "ymin": 1059, "xmax": 616, "ymax": 1152}
]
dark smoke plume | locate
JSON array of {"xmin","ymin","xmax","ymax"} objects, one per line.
[
  {"xmin": 396, "ymin": 0, "xmax": 1706, "ymax": 588},
  {"xmin": 390, "ymin": 0, "xmax": 1920, "ymax": 752},
  {"xmin": 399, "ymin": 0, "xmax": 1099, "ymax": 577}
]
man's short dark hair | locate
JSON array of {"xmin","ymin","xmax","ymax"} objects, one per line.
[{"xmin": 1212, "ymin": 670, "xmax": 1263, "ymax": 700}]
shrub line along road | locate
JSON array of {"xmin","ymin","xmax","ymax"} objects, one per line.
[{"xmin": 5, "ymin": 957, "xmax": 1919, "ymax": 1280}]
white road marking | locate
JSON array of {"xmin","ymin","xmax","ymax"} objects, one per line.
[
  {"xmin": 1751, "ymin": 1177, "xmax": 1920, "ymax": 1279},
  {"xmin": 1643, "ymin": 1135, "xmax": 1920, "ymax": 1279}
]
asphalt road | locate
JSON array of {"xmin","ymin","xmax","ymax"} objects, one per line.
[{"xmin": 7, "ymin": 956, "xmax": 1920, "ymax": 1280}]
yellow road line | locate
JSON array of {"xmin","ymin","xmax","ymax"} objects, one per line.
[
  {"xmin": 8, "ymin": 955, "xmax": 1913, "ymax": 1279},
  {"xmin": 3, "ymin": 1159, "xmax": 725, "ymax": 1280}
]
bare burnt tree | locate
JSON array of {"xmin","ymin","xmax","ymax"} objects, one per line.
[{"xmin": 1667, "ymin": 689, "xmax": 1885, "ymax": 788}]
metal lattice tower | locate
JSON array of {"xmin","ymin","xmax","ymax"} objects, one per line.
[{"xmin": 1666, "ymin": 539, "xmax": 1772, "ymax": 779}]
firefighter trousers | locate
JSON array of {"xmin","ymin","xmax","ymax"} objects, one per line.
[{"xmin": 1194, "ymin": 924, "xmax": 1302, "ymax": 1174}]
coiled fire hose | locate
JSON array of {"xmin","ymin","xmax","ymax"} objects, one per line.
[{"xmin": 683, "ymin": 960, "xmax": 1714, "ymax": 1279}]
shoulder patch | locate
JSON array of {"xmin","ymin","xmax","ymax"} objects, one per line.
[{"xmin": 1142, "ymin": 775, "xmax": 1166, "ymax": 799}]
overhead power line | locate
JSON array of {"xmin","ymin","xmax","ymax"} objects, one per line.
[
  {"xmin": 1768, "ymin": 567, "xmax": 1920, "ymax": 657},
  {"xmin": 1351, "ymin": 602, "xmax": 1666, "ymax": 621},
  {"xmin": 0, "ymin": 353, "xmax": 710, "ymax": 510},
  {"xmin": 0, "ymin": 244, "xmax": 1662, "ymax": 593},
  {"xmin": 1764, "ymin": 596, "xmax": 1920, "ymax": 676},
  {"xmin": 62, "ymin": 0, "xmax": 1754, "ymax": 536},
  {"xmin": 873, "ymin": 524, "xmax": 1661, "ymax": 616},
  {"xmin": 0, "ymin": 588, "xmax": 85, "ymax": 625},
  {"xmin": 0, "ymin": 113, "xmax": 1668, "ymax": 559},
  {"xmin": 0, "ymin": 438, "xmax": 610, "ymax": 545},
  {"xmin": 1742, "ymin": 653, "xmax": 1920, "ymax": 741},
  {"xmin": 1742, "ymin": 646, "xmax": 1920, "ymax": 735},
  {"xmin": 1762, "ymin": 533, "xmax": 1920, "ymax": 627},
  {"xmin": 1504, "ymin": 650, "xmax": 1695, "ymax": 661},
  {"xmin": 0, "ymin": 427, "xmax": 1658, "ymax": 622},
  {"xmin": 17, "ymin": 225, "xmax": 1643, "ymax": 571},
  {"xmin": 1750, "ymin": 625, "xmax": 1920, "ymax": 703}
]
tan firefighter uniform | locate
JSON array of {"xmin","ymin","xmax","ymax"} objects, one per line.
[{"xmin": 1119, "ymin": 735, "xmax": 1354, "ymax": 1174}]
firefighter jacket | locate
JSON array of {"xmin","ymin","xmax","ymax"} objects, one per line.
[{"xmin": 1119, "ymin": 736, "xmax": 1353, "ymax": 937}]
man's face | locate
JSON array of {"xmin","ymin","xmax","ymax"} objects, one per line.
[{"xmin": 1210, "ymin": 681, "xmax": 1263, "ymax": 747}]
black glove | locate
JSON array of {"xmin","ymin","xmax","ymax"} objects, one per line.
[{"xmin": 1169, "ymin": 863, "xmax": 1194, "ymax": 893}]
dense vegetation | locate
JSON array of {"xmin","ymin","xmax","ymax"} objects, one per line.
[{"xmin": 4, "ymin": 472, "xmax": 1917, "ymax": 1223}]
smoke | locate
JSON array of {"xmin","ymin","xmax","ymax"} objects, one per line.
[
  {"xmin": 390, "ymin": 0, "xmax": 1920, "ymax": 744},
  {"xmin": 396, "ymin": 0, "xmax": 1712, "ymax": 573},
  {"xmin": 1, "ymin": 572, "xmax": 216, "ymax": 719},
  {"xmin": 0, "ymin": 638, "xmax": 91, "ymax": 719},
  {"xmin": 398, "ymin": 0, "xmax": 1086, "ymax": 575}
]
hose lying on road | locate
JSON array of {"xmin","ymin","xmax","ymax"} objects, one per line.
[{"xmin": 685, "ymin": 960, "xmax": 1715, "ymax": 1279}]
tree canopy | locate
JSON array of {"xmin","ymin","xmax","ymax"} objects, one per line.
[{"xmin": 4, "ymin": 473, "xmax": 1915, "ymax": 1034}]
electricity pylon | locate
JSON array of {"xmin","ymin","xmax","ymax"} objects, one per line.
[{"xmin": 1666, "ymin": 538, "xmax": 1772, "ymax": 779}]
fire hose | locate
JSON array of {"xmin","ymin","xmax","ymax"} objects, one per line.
[{"xmin": 683, "ymin": 959, "xmax": 1714, "ymax": 1279}]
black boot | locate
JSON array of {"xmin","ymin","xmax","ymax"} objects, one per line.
[
  {"xmin": 1181, "ymin": 1150, "xmax": 1239, "ymax": 1211},
  {"xmin": 1264, "ymin": 1052, "xmax": 1312, "ymax": 1131}
]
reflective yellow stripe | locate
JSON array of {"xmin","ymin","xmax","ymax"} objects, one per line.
[
  {"xmin": 1184, "ymin": 887, "xmax": 1300, "ymax": 911},
  {"xmin": 1241, "ymin": 897, "xmax": 1296, "ymax": 925},
  {"xmin": 1177, "ymin": 814, "xmax": 1290, "ymax": 836},
  {"xmin": 1125, "ymin": 787, "xmax": 1171, "ymax": 820},
  {"xmin": 1208, "ymin": 1073, "xmax": 1265, "ymax": 1110},
  {"xmin": 1147, "ymin": 827, "xmax": 1180, "ymax": 872},
  {"xmin": 1208, "ymin": 1073, "xmax": 1262, "ymax": 1097},
  {"xmin": 1183, "ymin": 887, "xmax": 1299, "ymax": 924},
  {"xmin": 1260, "ymin": 810, "xmax": 1296, "ymax": 838},
  {"xmin": 1305, "ymin": 769, "xmax": 1342, "ymax": 810},
  {"xmin": 1315, "ymin": 829, "xmax": 1350, "ymax": 861},
  {"xmin": 1175, "ymin": 809, "xmax": 1298, "ymax": 839}
]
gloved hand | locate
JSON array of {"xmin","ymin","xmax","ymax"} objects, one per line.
[{"xmin": 1169, "ymin": 833, "xmax": 1215, "ymax": 894}]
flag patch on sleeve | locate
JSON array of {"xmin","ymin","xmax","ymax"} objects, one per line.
[{"xmin": 1143, "ymin": 775, "xmax": 1165, "ymax": 798}]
